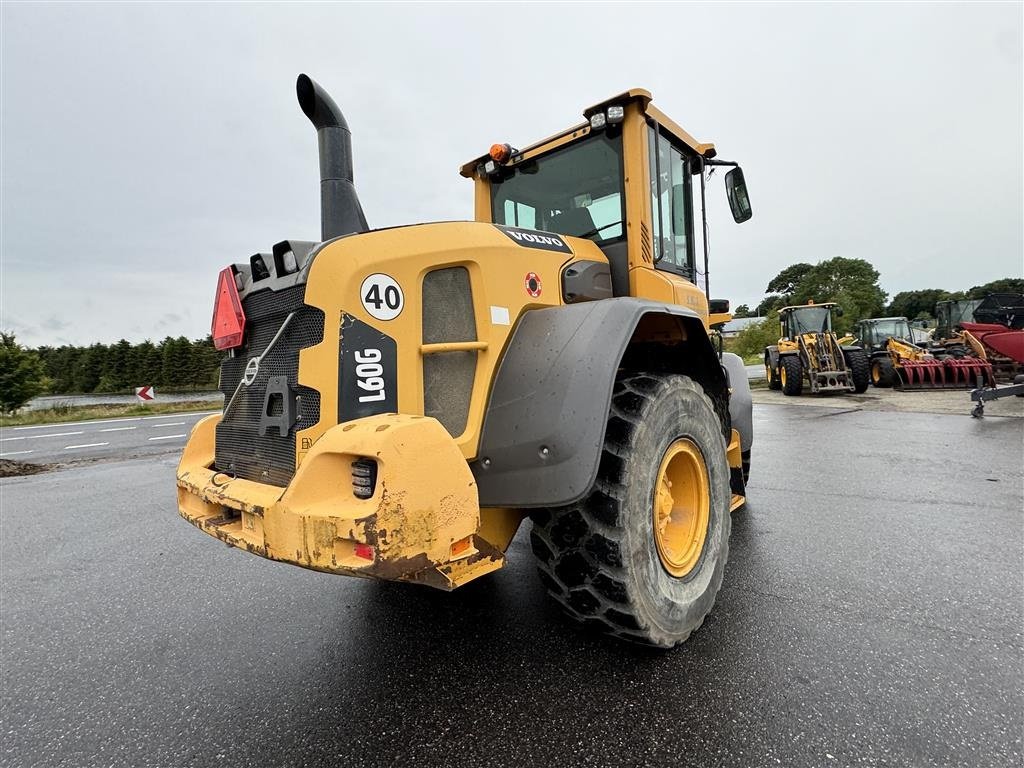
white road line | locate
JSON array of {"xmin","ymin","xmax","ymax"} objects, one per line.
[
  {"xmin": 0, "ymin": 450, "xmax": 34, "ymax": 457},
  {"xmin": 0, "ymin": 436, "xmax": 26, "ymax": 442},
  {"xmin": 28, "ymin": 431, "xmax": 85, "ymax": 439},
  {"xmin": 148, "ymin": 434, "xmax": 186, "ymax": 441},
  {"xmin": 64, "ymin": 442, "xmax": 109, "ymax": 450},
  {"xmin": 149, "ymin": 422, "xmax": 186, "ymax": 428},
  {"xmin": 10, "ymin": 410, "xmax": 220, "ymax": 431},
  {"xmin": 100, "ymin": 426, "xmax": 136, "ymax": 432}
]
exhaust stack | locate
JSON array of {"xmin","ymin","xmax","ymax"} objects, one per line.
[{"xmin": 296, "ymin": 74, "xmax": 368, "ymax": 241}]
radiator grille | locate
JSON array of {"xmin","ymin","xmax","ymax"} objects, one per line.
[
  {"xmin": 422, "ymin": 266, "xmax": 476, "ymax": 343},
  {"xmin": 215, "ymin": 284, "xmax": 324, "ymax": 486},
  {"xmin": 423, "ymin": 351, "xmax": 476, "ymax": 437},
  {"xmin": 422, "ymin": 267, "xmax": 476, "ymax": 437}
]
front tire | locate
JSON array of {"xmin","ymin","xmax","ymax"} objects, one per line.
[
  {"xmin": 845, "ymin": 348, "xmax": 870, "ymax": 393},
  {"xmin": 781, "ymin": 355, "xmax": 804, "ymax": 396},
  {"xmin": 871, "ymin": 357, "xmax": 896, "ymax": 388},
  {"xmin": 530, "ymin": 374, "xmax": 731, "ymax": 648}
]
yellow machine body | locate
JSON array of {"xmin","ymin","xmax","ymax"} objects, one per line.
[{"xmin": 178, "ymin": 87, "xmax": 748, "ymax": 590}]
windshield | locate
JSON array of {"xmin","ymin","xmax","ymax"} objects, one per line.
[
  {"xmin": 490, "ymin": 132, "xmax": 625, "ymax": 244},
  {"xmin": 788, "ymin": 307, "xmax": 832, "ymax": 334},
  {"xmin": 866, "ymin": 319, "xmax": 911, "ymax": 344}
]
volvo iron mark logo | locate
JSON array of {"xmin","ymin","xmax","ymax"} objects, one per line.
[{"xmin": 243, "ymin": 356, "xmax": 260, "ymax": 386}]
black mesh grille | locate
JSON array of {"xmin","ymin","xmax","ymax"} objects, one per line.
[
  {"xmin": 422, "ymin": 267, "xmax": 476, "ymax": 344},
  {"xmin": 423, "ymin": 351, "xmax": 476, "ymax": 437},
  {"xmin": 215, "ymin": 284, "xmax": 324, "ymax": 486},
  {"xmin": 421, "ymin": 267, "xmax": 476, "ymax": 437}
]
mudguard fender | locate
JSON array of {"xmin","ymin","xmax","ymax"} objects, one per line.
[
  {"xmin": 721, "ymin": 352, "xmax": 753, "ymax": 453},
  {"xmin": 470, "ymin": 298, "xmax": 725, "ymax": 508}
]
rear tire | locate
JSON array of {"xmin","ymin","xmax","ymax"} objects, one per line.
[
  {"xmin": 764, "ymin": 352, "xmax": 781, "ymax": 390},
  {"xmin": 781, "ymin": 356, "xmax": 803, "ymax": 396},
  {"xmin": 871, "ymin": 357, "xmax": 896, "ymax": 388},
  {"xmin": 845, "ymin": 348, "xmax": 870, "ymax": 393},
  {"xmin": 530, "ymin": 373, "xmax": 731, "ymax": 649}
]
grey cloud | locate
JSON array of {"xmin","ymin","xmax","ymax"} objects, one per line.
[
  {"xmin": 41, "ymin": 315, "xmax": 70, "ymax": 332},
  {"xmin": 1, "ymin": 3, "xmax": 1021, "ymax": 347}
]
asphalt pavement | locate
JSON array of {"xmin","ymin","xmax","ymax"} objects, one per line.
[
  {"xmin": 1, "ymin": 404, "xmax": 1021, "ymax": 767},
  {"xmin": 0, "ymin": 411, "xmax": 217, "ymax": 464}
]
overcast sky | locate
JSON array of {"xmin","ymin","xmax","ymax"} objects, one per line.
[{"xmin": 2, "ymin": 2, "xmax": 1021, "ymax": 347}]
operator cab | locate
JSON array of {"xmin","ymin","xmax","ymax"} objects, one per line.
[
  {"xmin": 855, "ymin": 317, "xmax": 914, "ymax": 352},
  {"xmin": 460, "ymin": 89, "xmax": 751, "ymax": 301},
  {"xmin": 780, "ymin": 303, "xmax": 839, "ymax": 337}
]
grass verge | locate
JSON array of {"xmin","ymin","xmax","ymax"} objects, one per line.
[{"xmin": 1, "ymin": 400, "xmax": 223, "ymax": 427}]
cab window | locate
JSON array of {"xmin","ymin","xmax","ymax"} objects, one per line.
[
  {"xmin": 491, "ymin": 132, "xmax": 625, "ymax": 243},
  {"xmin": 648, "ymin": 126, "xmax": 693, "ymax": 279}
]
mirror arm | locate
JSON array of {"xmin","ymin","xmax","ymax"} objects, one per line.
[{"xmin": 704, "ymin": 158, "xmax": 740, "ymax": 168}]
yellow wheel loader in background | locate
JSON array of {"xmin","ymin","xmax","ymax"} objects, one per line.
[
  {"xmin": 763, "ymin": 302, "xmax": 870, "ymax": 396},
  {"xmin": 179, "ymin": 75, "xmax": 754, "ymax": 648},
  {"xmin": 853, "ymin": 316, "xmax": 994, "ymax": 389}
]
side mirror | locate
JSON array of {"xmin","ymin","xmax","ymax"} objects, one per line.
[
  {"xmin": 708, "ymin": 299, "xmax": 730, "ymax": 314},
  {"xmin": 835, "ymin": 306, "xmax": 845, "ymax": 317},
  {"xmin": 725, "ymin": 167, "xmax": 752, "ymax": 223}
]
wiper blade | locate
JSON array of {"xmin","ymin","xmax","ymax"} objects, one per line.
[{"xmin": 574, "ymin": 219, "xmax": 624, "ymax": 240}]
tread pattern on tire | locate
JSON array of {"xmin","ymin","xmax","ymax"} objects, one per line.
[
  {"xmin": 530, "ymin": 373, "xmax": 727, "ymax": 647},
  {"xmin": 765, "ymin": 352, "xmax": 782, "ymax": 391},
  {"xmin": 781, "ymin": 355, "xmax": 803, "ymax": 396},
  {"xmin": 845, "ymin": 348, "xmax": 870, "ymax": 393},
  {"xmin": 872, "ymin": 356, "xmax": 896, "ymax": 388}
]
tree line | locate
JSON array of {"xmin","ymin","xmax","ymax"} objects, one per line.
[
  {"xmin": 727, "ymin": 259, "xmax": 1021, "ymax": 360},
  {"xmin": 33, "ymin": 336, "xmax": 222, "ymax": 395},
  {"xmin": 734, "ymin": 267, "xmax": 1023, "ymax": 322}
]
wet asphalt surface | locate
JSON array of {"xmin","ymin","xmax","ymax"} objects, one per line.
[
  {"xmin": 1, "ymin": 404, "xmax": 1021, "ymax": 767},
  {"xmin": 0, "ymin": 411, "xmax": 215, "ymax": 464}
]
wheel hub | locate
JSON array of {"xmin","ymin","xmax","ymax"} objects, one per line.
[{"xmin": 653, "ymin": 438, "xmax": 710, "ymax": 578}]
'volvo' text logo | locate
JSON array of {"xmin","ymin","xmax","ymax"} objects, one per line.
[{"xmin": 243, "ymin": 357, "xmax": 260, "ymax": 386}]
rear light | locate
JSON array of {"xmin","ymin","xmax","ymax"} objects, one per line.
[
  {"xmin": 354, "ymin": 543, "xmax": 375, "ymax": 561},
  {"xmin": 211, "ymin": 266, "xmax": 246, "ymax": 351}
]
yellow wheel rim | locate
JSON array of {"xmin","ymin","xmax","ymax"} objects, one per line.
[
  {"xmin": 780, "ymin": 366, "xmax": 787, "ymax": 388},
  {"xmin": 871, "ymin": 363, "xmax": 880, "ymax": 383},
  {"xmin": 653, "ymin": 438, "xmax": 710, "ymax": 578},
  {"xmin": 764, "ymin": 363, "xmax": 772, "ymax": 382}
]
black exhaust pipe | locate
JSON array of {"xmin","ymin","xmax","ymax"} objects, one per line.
[{"xmin": 296, "ymin": 74, "xmax": 368, "ymax": 241}]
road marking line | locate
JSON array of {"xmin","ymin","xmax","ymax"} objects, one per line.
[
  {"xmin": 100, "ymin": 427, "xmax": 136, "ymax": 432},
  {"xmin": 0, "ymin": 450, "xmax": 34, "ymax": 456},
  {"xmin": 28, "ymin": 431, "xmax": 85, "ymax": 439},
  {"xmin": 10, "ymin": 410, "xmax": 220, "ymax": 431},
  {"xmin": 149, "ymin": 422, "xmax": 186, "ymax": 428},
  {"xmin": 64, "ymin": 442, "xmax": 109, "ymax": 450},
  {"xmin": 148, "ymin": 434, "xmax": 187, "ymax": 441},
  {"xmin": 0, "ymin": 437, "xmax": 26, "ymax": 442}
]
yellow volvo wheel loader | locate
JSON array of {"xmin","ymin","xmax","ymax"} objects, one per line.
[
  {"xmin": 178, "ymin": 75, "xmax": 755, "ymax": 648},
  {"xmin": 763, "ymin": 302, "xmax": 869, "ymax": 396}
]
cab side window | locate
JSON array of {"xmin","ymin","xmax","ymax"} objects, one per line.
[{"xmin": 648, "ymin": 126, "xmax": 693, "ymax": 280}]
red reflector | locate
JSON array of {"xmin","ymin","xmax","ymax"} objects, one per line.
[
  {"xmin": 354, "ymin": 543, "xmax": 375, "ymax": 561},
  {"xmin": 211, "ymin": 267, "xmax": 246, "ymax": 350}
]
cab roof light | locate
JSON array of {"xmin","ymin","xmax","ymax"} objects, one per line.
[
  {"xmin": 489, "ymin": 143, "xmax": 512, "ymax": 164},
  {"xmin": 589, "ymin": 112, "xmax": 607, "ymax": 131},
  {"xmin": 211, "ymin": 266, "xmax": 247, "ymax": 351},
  {"xmin": 606, "ymin": 104, "xmax": 625, "ymax": 124}
]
